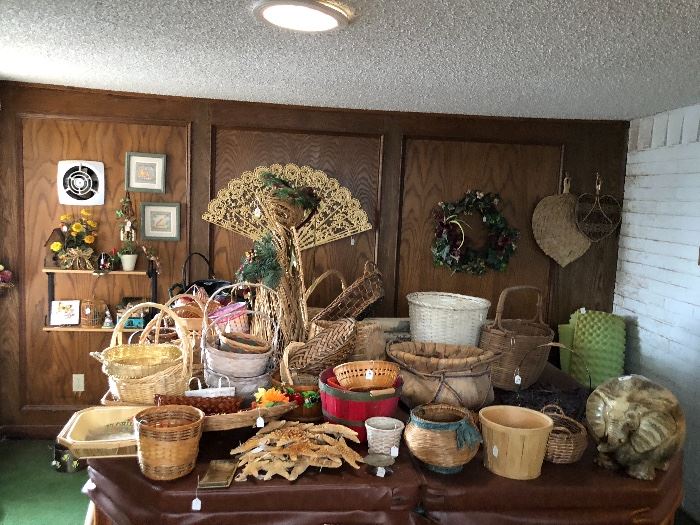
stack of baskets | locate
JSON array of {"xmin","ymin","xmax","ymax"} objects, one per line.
[
  {"xmin": 91, "ymin": 303, "xmax": 192, "ymax": 405},
  {"xmin": 479, "ymin": 286, "xmax": 554, "ymax": 391},
  {"xmin": 390, "ymin": 292, "xmax": 496, "ymax": 410}
]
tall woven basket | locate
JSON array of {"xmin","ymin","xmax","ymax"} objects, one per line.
[
  {"xmin": 479, "ymin": 286, "xmax": 554, "ymax": 391},
  {"xmin": 407, "ymin": 292, "xmax": 491, "ymax": 346}
]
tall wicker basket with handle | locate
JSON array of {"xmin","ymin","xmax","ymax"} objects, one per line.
[{"xmin": 479, "ymin": 286, "xmax": 554, "ymax": 391}]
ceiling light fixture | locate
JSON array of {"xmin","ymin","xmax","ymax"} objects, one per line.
[{"xmin": 253, "ymin": 1, "xmax": 351, "ymax": 32}]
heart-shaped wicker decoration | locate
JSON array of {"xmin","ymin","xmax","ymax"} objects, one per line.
[
  {"xmin": 532, "ymin": 177, "xmax": 591, "ymax": 267},
  {"xmin": 575, "ymin": 174, "xmax": 621, "ymax": 243}
]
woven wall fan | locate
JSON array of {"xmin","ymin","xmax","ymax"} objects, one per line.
[{"xmin": 203, "ymin": 163, "xmax": 372, "ymax": 249}]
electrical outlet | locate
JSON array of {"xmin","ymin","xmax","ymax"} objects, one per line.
[{"xmin": 72, "ymin": 373, "xmax": 85, "ymax": 392}]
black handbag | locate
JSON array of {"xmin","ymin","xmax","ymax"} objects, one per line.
[{"xmin": 168, "ymin": 252, "xmax": 232, "ymax": 298}]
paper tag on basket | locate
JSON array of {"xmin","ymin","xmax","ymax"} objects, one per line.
[
  {"xmin": 514, "ymin": 374, "xmax": 522, "ymax": 385},
  {"xmin": 579, "ymin": 307, "xmax": 587, "ymax": 314},
  {"xmin": 365, "ymin": 370, "xmax": 375, "ymax": 381},
  {"xmin": 191, "ymin": 497, "xmax": 202, "ymax": 511},
  {"xmin": 85, "ymin": 307, "xmax": 91, "ymax": 314},
  {"xmin": 492, "ymin": 445, "xmax": 499, "ymax": 458},
  {"xmin": 256, "ymin": 416, "xmax": 265, "ymax": 428},
  {"xmin": 376, "ymin": 467, "xmax": 386, "ymax": 478},
  {"xmin": 81, "ymin": 479, "xmax": 96, "ymax": 496},
  {"xmin": 390, "ymin": 446, "xmax": 399, "ymax": 458},
  {"xmin": 251, "ymin": 445, "xmax": 265, "ymax": 453}
]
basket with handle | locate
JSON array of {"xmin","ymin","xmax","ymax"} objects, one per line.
[
  {"xmin": 310, "ymin": 261, "xmax": 383, "ymax": 323},
  {"xmin": 479, "ymin": 286, "xmax": 554, "ymax": 391},
  {"xmin": 105, "ymin": 302, "xmax": 193, "ymax": 404},
  {"xmin": 541, "ymin": 404, "xmax": 588, "ymax": 464},
  {"xmin": 282, "ymin": 318, "xmax": 357, "ymax": 378},
  {"xmin": 303, "ymin": 269, "xmax": 347, "ymax": 326},
  {"xmin": 407, "ymin": 292, "xmax": 491, "ymax": 346},
  {"xmin": 134, "ymin": 405, "xmax": 204, "ymax": 481}
]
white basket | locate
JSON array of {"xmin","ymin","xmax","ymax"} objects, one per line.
[
  {"xmin": 365, "ymin": 416, "xmax": 405, "ymax": 455},
  {"xmin": 204, "ymin": 368, "xmax": 270, "ymax": 400},
  {"xmin": 407, "ymin": 292, "xmax": 490, "ymax": 346}
]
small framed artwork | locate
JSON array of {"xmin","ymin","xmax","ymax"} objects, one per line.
[
  {"xmin": 141, "ymin": 202, "xmax": 181, "ymax": 241},
  {"xmin": 50, "ymin": 300, "xmax": 80, "ymax": 326},
  {"xmin": 125, "ymin": 152, "xmax": 166, "ymax": 193}
]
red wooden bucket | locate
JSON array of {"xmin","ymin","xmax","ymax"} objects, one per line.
[{"xmin": 319, "ymin": 368, "xmax": 403, "ymax": 442}]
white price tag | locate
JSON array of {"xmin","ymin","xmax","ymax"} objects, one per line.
[
  {"xmin": 191, "ymin": 497, "xmax": 202, "ymax": 511},
  {"xmin": 390, "ymin": 446, "xmax": 399, "ymax": 458},
  {"xmin": 514, "ymin": 374, "xmax": 522, "ymax": 385},
  {"xmin": 579, "ymin": 307, "xmax": 587, "ymax": 314},
  {"xmin": 376, "ymin": 467, "xmax": 386, "ymax": 478},
  {"xmin": 256, "ymin": 416, "xmax": 265, "ymax": 428},
  {"xmin": 492, "ymin": 445, "xmax": 499, "ymax": 458},
  {"xmin": 251, "ymin": 445, "xmax": 265, "ymax": 453},
  {"xmin": 225, "ymin": 323, "xmax": 232, "ymax": 334},
  {"xmin": 350, "ymin": 236, "xmax": 356, "ymax": 246},
  {"xmin": 85, "ymin": 307, "xmax": 91, "ymax": 314},
  {"xmin": 253, "ymin": 207, "xmax": 262, "ymax": 218},
  {"xmin": 365, "ymin": 370, "xmax": 375, "ymax": 381}
]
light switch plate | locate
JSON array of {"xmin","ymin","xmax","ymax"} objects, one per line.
[{"xmin": 72, "ymin": 373, "xmax": 85, "ymax": 392}]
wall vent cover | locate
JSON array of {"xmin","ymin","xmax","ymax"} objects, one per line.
[{"xmin": 56, "ymin": 160, "xmax": 105, "ymax": 205}]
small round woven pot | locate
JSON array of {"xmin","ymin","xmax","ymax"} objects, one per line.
[
  {"xmin": 134, "ymin": 405, "xmax": 204, "ymax": 481},
  {"xmin": 333, "ymin": 360, "xmax": 400, "ymax": 391},
  {"xmin": 404, "ymin": 404, "xmax": 481, "ymax": 474},
  {"xmin": 365, "ymin": 416, "xmax": 405, "ymax": 455},
  {"xmin": 542, "ymin": 404, "xmax": 588, "ymax": 464}
]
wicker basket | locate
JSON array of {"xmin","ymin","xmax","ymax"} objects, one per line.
[
  {"xmin": 333, "ymin": 360, "xmax": 400, "ymax": 391},
  {"xmin": 542, "ymin": 404, "xmax": 588, "ymax": 464},
  {"xmin": 91, "ymin": 344, "xmax": 182, "ymax": 379},
  {"xmin": 81, "ymin": 299, "xmax": 106, "ymax": 327},
  {"xmin": 104, "ymin": 303, "xmax": 193, "ymax": 404},
  {"xmin": 303, "ymin": 269, "xmax": 347, "ymax": 326},
  {"xmin": 404, "ymin": 404, "xmax": 481, "ymax": 474},
  {"xmin": 270, "ymin": 371, "xmax": 322, "ymax": 422},
  {"xmin": 204, "ymin": 368, "xmax": 271, "ymax": 401},
  {"xmin": 310, "ymin": 261, "xmax": 384, "ymax": 323},
  {"xmin": 479, "ymin": 286, "xmax": 554, "ymax": 391},
  {"xmin": 219, "ymin": 331, "xmax": 270, "ymax": 354},
  {"xmin": 134, "ymin": 405, "xmax": 204, "ymax": 481},
  {"xmin": 365, "ymin": 416, "xmax": 405, "ymax": 455},
  {"xmin": 285, "ymin": 319, "xmax": 357, "ymax": 377},
  {"xmin": 407, "ymin": 292, "xmax": 490, "ymax": 346},
  {"xmin": 262, "ymin": 194, "xmax": 308, "ymax": 229}
]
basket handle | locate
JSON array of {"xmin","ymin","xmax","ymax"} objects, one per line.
[
  {"xmin": 303, "ymin": 270, "xmax": 347, "ymax": 305},
  {"xmin": 280, "ymin": 342, "xmax": 305, "ymax": 386},
  {"xmin": 363, "ymin": 260, "xmax": 380, "ymax": 277},
  {"xmin": 492, "ymin": 286, "xmax": 545, "ymax": 331},
  {"xmin": 188, "ymin": 377, "xmax": 203, "ymax": 390},
  {"xmin": 109, "ymin": 302, "xmax": 193, "ymax": 380}
]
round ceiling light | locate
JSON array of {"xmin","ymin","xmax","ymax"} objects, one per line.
[{"xmin": 253, "ymin": 1, "xmax": 351, "ymax": 32}]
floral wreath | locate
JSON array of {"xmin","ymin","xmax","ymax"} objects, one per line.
[{"xmin": 432, "ymin": 190, "xmax": 519, "ymax": 275}]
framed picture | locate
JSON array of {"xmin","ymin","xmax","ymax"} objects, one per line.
[
  {"xmin": 125, "ymin": 152, "xmax": 166, "ymax": 193},
  {"xmin": 141, "ymin": 202, "xmax": 180, "ymax": 241},
  {"xmin": 50, "ymin": 300, "xmax": 80, "ymax": 326}
]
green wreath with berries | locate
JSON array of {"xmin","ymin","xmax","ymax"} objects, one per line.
[{"xmin": 432, "ymin": 190, "xmax": 519, "ymax": 275}]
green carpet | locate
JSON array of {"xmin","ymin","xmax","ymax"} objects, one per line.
[{"xmin": 0, "ymin": 440, "xmax": 88, "ymax": 525}]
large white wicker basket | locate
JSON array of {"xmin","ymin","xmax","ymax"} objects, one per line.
[{"xmin": 407, "ymin": 292, "xmax": 490, "ymax": 346}]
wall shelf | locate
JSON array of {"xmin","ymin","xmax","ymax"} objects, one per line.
[
  {"xmin": 42, "ymin": 268, "xmax": 147, "ymax": 275},
  {"xmin": 43, "ymin": 326, "xmax": 137, "ymax": 333}
]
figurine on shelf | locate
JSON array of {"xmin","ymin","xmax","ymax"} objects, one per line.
[
  {"xmin": 97, "ymin": 252, "xmax": 112, "ymax": 272},
  {"xmin": 102, "ymin": 308, "xmax": 115, "ymax": 329}
]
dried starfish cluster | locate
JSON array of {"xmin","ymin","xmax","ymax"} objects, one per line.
[{"xmin": 231, "ymin": 420, "xmax": 363, "ymax": 481}]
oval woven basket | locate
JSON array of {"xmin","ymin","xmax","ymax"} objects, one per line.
[
  {"xmin": 285, "ymin": 318, "xmax": 357, "ymax": 377},
  {"xmin": 134, "ymin": 405, "xmax": 204, "ymax": 481},
  {"xmin": 404, "ymin": 403, "xmax": 481, "ymax": 474},
  {"xmin": 542, "ymin": 404, "xmax": 588, "ymax": 464},
  {"xmin": 219, "ymin": 331, "xmax": 271, "ymax": 354},
  {"xmin": 333, "ymin": 360, "xmax": 400, "ymax": 391},
  {"xmin": 407, "ymin": 292, "xmax": 490, "ymax": 346},
  {"xmin": 479, "ymin": 286, "xmax": 554, "ymax": 391}
]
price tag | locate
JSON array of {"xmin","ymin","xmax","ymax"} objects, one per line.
[
  {"xmin": 81, "ymin": 479, "xmax": 96, "ymax": 496},
  {"xmin": 85, "ymin": 307, "xmax": 91, "ymax": 314},
  {"xmin": 251, "ymin": 445, "xmax": 265, "ymax": 453},
  {"xmin": 191, "ymin": 497, "xmax": 202, "ymax": 511},
  {"xmin": 492, "ymin": 445, "xmax": 499, "ymax": 458},
  {"xmin": 365, "ymin": 370, "xmax": 375, "ymax": 381},
  {"xmin": 253, "ymin": 207, "xmax": 262, "ymax": 218},
  {"xmin": 579, "ymin": 307, "xmax": 587, "ymax": 314},
  {"xmin": 256, "ymin": 416, "xmax": 265, "ymax": 428},
  {"xmin": 350, "ymin": 236, "xmax": 356, "ymax": 246},
  {"xmin": 376, "ymin": 467, "xmax": 386, "ymax": 478},
  {"xmin": 514, "ymin": 374, "xmax": 522, "ymax": 385},
  {"xmin": 225, "ymin": 323, "xmax": 232, "ymax": 334},
  {"xmin": 390, "ymin": 446, "xmax": 399, "ymax": 458}
]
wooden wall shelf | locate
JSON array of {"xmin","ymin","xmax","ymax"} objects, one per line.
[
  {"xmin": 42, "ymin": 326, "xmax": 137, "ymax": 333},
  {"xmin": 42, "ymin": 268, "xmax": 147, "ymax": 276}
]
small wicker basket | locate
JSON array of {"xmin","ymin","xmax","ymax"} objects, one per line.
[
  {"xmin": 134, "ymin": 405, "xmax": 204, "ymax": 481},
  {"xmin": 333, "ymin": 360, "xmax": 400, "ymax": 391},
  {"xmin": 365, "ymin": 416, "xmax": 405, "ymax": 455},
  {"xmin": 542, "ymin": 404, "xmax": 588, "ymax": 464}
]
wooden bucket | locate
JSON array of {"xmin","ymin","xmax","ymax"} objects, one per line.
[{"xmin": 478, "ymin": 405, "xmax": 553, "ymax": 480}]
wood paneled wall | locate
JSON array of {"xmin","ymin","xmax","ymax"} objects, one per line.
[{"xmin": 0, "ymin": 82, "xmax": 628, "ymax": 434}]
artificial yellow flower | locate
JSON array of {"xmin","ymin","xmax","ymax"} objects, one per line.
[
  {"xmin": 70, "ymin": 231, "xmax": 78, "ymax": 237},
  {"xmin": 50, "ymin": 241, "xmax": 63, "ymax": 252},
  {"xmin": 71, "ymin": 222, "xmax": 84, "ymax": 233},
  {"xmin": 59, "ymin": 213, "xmax": 72, "ymax": 222},
  {"xmin": 253, "ymin": 387, "xmax": 289, "ymax": 406},
  {"xmin": 86, "ymin": 219, "xmax": 98, "ymax": 228},
  {"xmin": 80, "ymin": 209, "xmax": 91, "ymax": 217},
  {"xmin": 84, "ymin": 235, "xmax": 95, "ymax": 244}
]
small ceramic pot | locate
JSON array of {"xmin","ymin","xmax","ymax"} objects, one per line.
[{"xmin": 120, "ymin": 253, "xmax": 138, "ymax": 272}]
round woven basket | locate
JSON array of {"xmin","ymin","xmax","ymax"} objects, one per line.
[
  {"xmin": 542, "ymin": 404, "xmax": 588, "ymax": 464},
  {"xmin": 333, "ymin": 360, "xmax": 400, "ymax": 391},
  {"xmin": 407, "ymin": 292, "xmax": 490, "ymax": 346},
  {"xmin": 134, "ymin": 405, "xmax": 204, "ymax": 481},
  {"xmin": 92, "ymin": 344, "xmax": 182, "ymax": 379},
  {"xmin": 219, "ymin": 331, "xmax": 271, "ymax": 354},
  {"xmin": 404, "ymin": 403, "xmax": 481, "ymax": 474},
  {"xmin": 365, "ymin": 416, "xmax": 405, "ymax": 455}
]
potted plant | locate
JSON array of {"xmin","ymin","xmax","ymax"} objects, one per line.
[{"xmin": 118, "ymin": 240, "xmax": 139, "ymax": 271}]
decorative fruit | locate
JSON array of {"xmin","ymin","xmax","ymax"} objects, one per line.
[{"xmin": 0, "ymin": 269, "xmax": 12, "ymax": 283}]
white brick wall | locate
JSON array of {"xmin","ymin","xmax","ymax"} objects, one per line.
[{"xmin": 616, "ymin": 103, "xmax": 700, "ymax": 518}]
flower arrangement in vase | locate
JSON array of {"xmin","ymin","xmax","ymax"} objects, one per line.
[{"xmin": 49, "ymin": 209, "xmax": 99, "ymax": 270}]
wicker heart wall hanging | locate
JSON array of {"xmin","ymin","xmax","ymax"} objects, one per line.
[
  {"xmin": 532, "ymin": 175, "xmax": 591, "ymax": 268},
  {"xmin": 575, "ymin": 173, "xmax": 621, "ymax": 242}
]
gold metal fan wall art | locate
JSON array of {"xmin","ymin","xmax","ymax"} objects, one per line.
[{"xmin": 202, "ymin": 163, "xmax": 372, "ymax": 249}]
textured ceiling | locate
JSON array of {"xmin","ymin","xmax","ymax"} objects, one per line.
[{"xmin": 1, "ymin": 0, "xmax": 699, "ymax": 119}]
